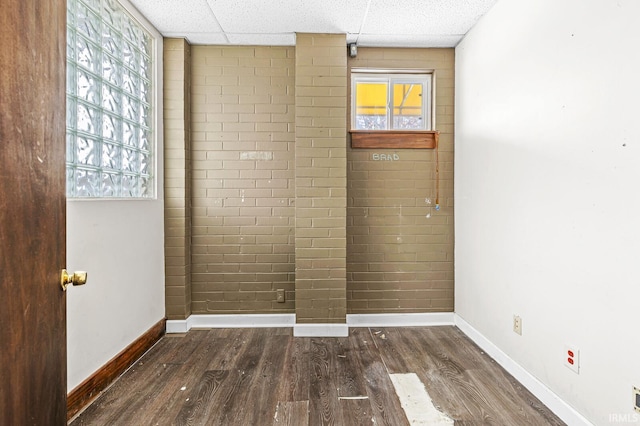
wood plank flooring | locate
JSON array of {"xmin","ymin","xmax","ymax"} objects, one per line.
[{"xmin": 69, "ymin": 326, "xmax": 565, "ymax": 425}]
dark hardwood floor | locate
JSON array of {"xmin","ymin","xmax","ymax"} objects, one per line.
[{"xmin": 69, "ymin": 326, "xmax": 565, "ymax": 425}]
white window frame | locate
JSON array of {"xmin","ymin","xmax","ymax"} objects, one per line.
[
  {"xmin": 66, "ymin": 0, "xmax": 163, "ymax": 200},
  {"xmin": 351, "ymin": 69, "xmax": 434, "ymax": 132}
]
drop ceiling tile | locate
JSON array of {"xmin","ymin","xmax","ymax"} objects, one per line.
[
  {"xmin": 356, "ymin": 33, "xmax": 463, "ymax": 48},
  {"xmin": 206, "ymin": 0, "xmax": 369, "ymax": 34},
  {"xmin": 128, "ymin": 0, "xmax": 498, "ymax": 48},
  {"xmin": 177, "ymin": 32, "xmax": 230, "ymax": 45},
  {"xmin": 226, "ymin": 33, "xmax": 297, "ymax": 46},
  {"xmin": 128, "ymin": 0, "xmax": 223, "ymax": 34},
  {"xmin": 362, "ymin": 0, "xmax": 497, "ymax": 35}
]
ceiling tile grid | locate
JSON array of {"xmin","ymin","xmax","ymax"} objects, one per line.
[{"xmin": 127, "ymin": 0, "xmax": 497, "ymax": 48}]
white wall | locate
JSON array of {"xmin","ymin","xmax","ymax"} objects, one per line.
[
  {"xmin": 66, "ymin": 0, "xmax": 165, "ymax": 392},
  {"xmin": 66, "ymin": 200, "xmax": 165, "ymax": 391},
  {"xmin": 455, "ymin": 0, "xmax": 640, "ymax": 424}
]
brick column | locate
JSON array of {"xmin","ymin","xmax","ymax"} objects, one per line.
[
  {"xmin": 163, "ymin": 38, "xmax": 192, "ymax": 320},
  {"xmin": 294, "ymin": 34, "xmax": 348, "ymax": 336}
]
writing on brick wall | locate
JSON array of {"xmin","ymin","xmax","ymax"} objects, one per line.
[{"xmin": 372, "ymin": 153, "xmax": 400, "ymax": 161}]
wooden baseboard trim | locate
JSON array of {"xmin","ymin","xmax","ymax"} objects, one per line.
[{"xmin": 66, "ymin": 318, "xmax": 166, "ymax": 421}]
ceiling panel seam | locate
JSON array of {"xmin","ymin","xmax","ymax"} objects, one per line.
[
  {"xmin": 356, "ymin": 0, "xmax": 372, "ymax": 44},
  {"xmin": 205, "ymin": 0, "xmax": 230, "ymax": 43}
]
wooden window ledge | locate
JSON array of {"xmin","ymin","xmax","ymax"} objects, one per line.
[{"xmin": 350, "ymin": 130, "xmax": 439, "ymax": 149}]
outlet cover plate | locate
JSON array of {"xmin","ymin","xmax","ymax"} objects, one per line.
[
  {"xmin": 513, "ymin": 315, "xmax": 522, "ymax": 335},
  {"xmin": 634, "ymin": 386, "xmax": 640, "ymax": 413},
  {"xmin": 564, "ymin": 345, "xmax": 580, "ymax": 374}
]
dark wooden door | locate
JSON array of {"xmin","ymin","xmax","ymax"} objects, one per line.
[{"xmin": 0, "ymin": 0, "xmax": 68, "ymax": 424}]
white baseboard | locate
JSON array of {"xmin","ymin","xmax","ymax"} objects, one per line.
[
  {"xmin": 166, "ymin": 314, "xmax": 295, "ymax": 333},
  {"xmin": 347, "ymin": 312, "xmax": 455, "ymax": 327},
  {"xmin": 166, "ymin": 317, "xmax": 192, "ymax": 333},
  {"xmin": 454, "ymin": 314, "xmax": 594, "ymax": 426},
  {"xmin": 167, "ymin": 312, "xmax": 455, "ymax": 334},
  {"xmin": 293, "ymin": 323, "xmax": 349, "ymax": 337}
]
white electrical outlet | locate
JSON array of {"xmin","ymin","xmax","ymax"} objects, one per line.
[
  {"xmin": 564, "ymin": 345, "xmax": 580, "ymax": 374},
  {"xmin": 633, "ymin": 387, "xmax": 640, "ymax": 413},
  {"xmin": 513, "ymin": 315, "xmax": 522, "ymax": 335}
]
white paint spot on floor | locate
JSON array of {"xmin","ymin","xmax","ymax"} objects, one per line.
[{"xmin": 389, "ymin": 373, "xmax": 453, "ymax": 425}]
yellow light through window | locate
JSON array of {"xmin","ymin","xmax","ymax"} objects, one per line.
[
  {"xmin": 393, "ymin": 83, "xmax": 422, "ymax": 116},
  {"xmin": 355, "ymin": 82, "xmax": 387, "ymax": 116},
  {"xmin": 352, "ymin": 73, "xmax": 431, "ymax": 131}
]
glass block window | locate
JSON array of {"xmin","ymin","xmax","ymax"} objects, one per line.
[
  {"xmin": 66, "ymin": 0, "xmax": 154, "ymax": 198},
  {"xmin": 352, "ymin": 73, "xmax": 432, "ymax": 131}
]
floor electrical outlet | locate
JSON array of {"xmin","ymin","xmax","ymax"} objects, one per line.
[
  {"xmin": 513, "ymin": 315, "xmax": 522, "ymax": 335},
  {"xmin": 564, "ymin": 346, "xmax": 580, "ymax": 374},
  {"xmin": 276, "ymin": 289, "xmax": 285, "ymax": 303}
]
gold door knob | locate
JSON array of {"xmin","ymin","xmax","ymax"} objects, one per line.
[{"xmin": 61, "ymin": 269, "xmax": 88, "ymax": 291}]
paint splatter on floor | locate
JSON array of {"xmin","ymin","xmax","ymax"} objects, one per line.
[{"xmin": 390, "ymin": 373, "xmax": 454, "ymax": 425}]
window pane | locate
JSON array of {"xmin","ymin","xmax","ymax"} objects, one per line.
[
  {"xmin": 355, "ymin": 82, "xmax": 387, "ymax": 130},
  {"xmin": 102, "ymin": 53, "xmax": 121, "ymax": 86},
  {"xmin": 102, "ymin": 142, "xmax": 121, "ymax": 170},
  {"xmin": 66, "ymin": 95, "xmax": 76, "ymax": 129},
  {"xmin": 140, "ymin": 151, "xmax": 151, "ymax": 174},
  {"xmin": 77, "ymin": 2, "xmax": 100, "ymax": 39},
  {"xmin": 139, "ymin": 176, "xmax": 152, "ymax": 197},
  {"xmin": 102, "ymin": 83, "xmax": 121, "ymax": 114},
  {"xmin": 102, "ymin": 171, "xmax": 121, "ymax": 196},
  {"xmin": 393, "ymin": 83, "xmax": 424, "ymax": 130},
  {"xmin": 77, "ymin": 102, "xmax": 100, "ymax": 134},
  {"xmin": 75, "ymin": 168, "xmax": 100, "ymax": 197},
  {"xmin": 76, "ymin": 136, "xmax": 99, "ymax": 166},
  {"xmin": 102, "ymin": 112, "xmax": 121, "ymax": 142},
  {"xmin": 66, "ymin": 0, "xmax": 154, "ymax": 198},
  {"xmin": 77, "ymin": 68, "xmax": 100, "ymax": 105},
  {"xmin": 122, "ymin": 148, "xmax": 138, "ymax": 172},
  {"xmin": 102, "ymin": 24, "xmax": 121, "ymax": 56},
  {"xmin": 76, "ymin": 37, "xmax": 100, "ymax": 74},
  {"xmin": 122, "ymin": 174, "xmax": 139, "ymax": 197},
  {"xmin": 102, "ymin": 0, "xmax": 122, "ymax": 31},
  {"xmin": 351, "ymin": 73, "xmax": 431, "ymax": 132}
]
